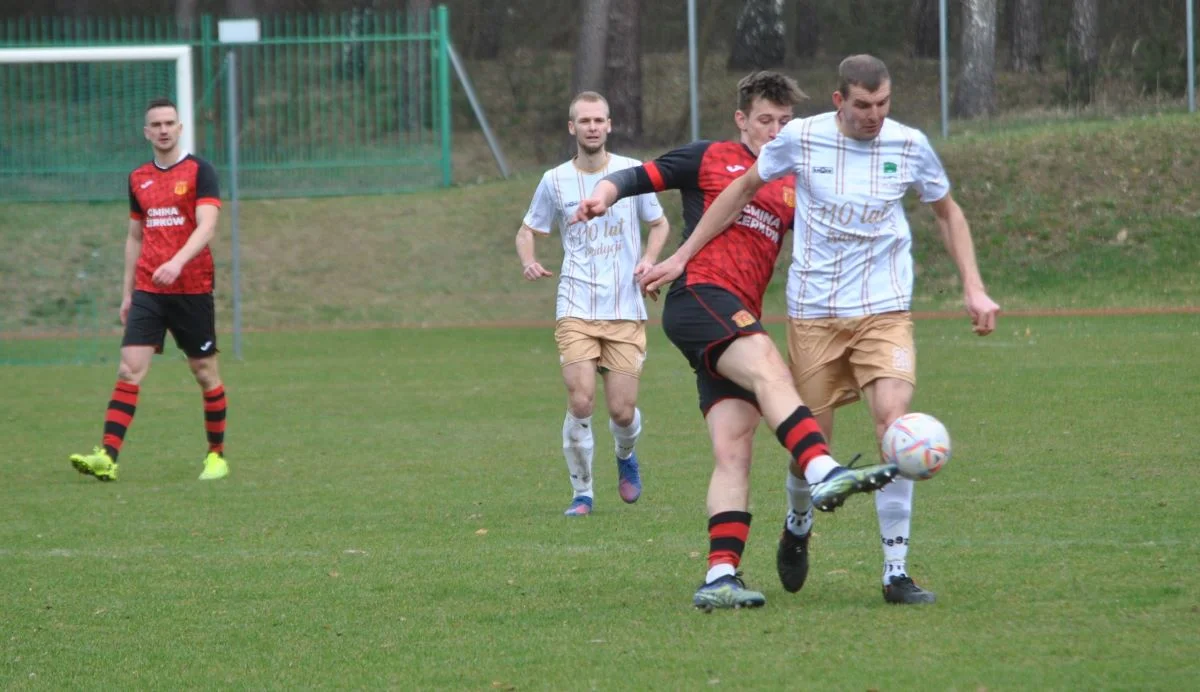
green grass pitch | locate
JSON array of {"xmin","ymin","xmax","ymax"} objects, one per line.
[{"xmin": 2, "ymin": 313, "xmax": 1197, "ymax": 689}]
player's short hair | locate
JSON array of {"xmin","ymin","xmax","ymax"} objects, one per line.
[
  {"xmin": 736, "ymin": 71, "xmax": 807, "ymax": 113},
  {"xmin": 837, "ymin": 54, "xmax": 891, "ymax": 97},
  {"xmin": 569, "ymin": 91, "xmax": 610, "ymax": 120},
  {"xmin": 145, "ymin": 97, "xmax": 178, "ymax": 116}
]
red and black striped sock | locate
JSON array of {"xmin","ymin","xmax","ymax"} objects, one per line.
[
  {"xmin": 102, "ymin": 381, "xmax": 139, "ymax": 461},
  {"xmin": 203, "ymin": 385, "xmax": 226, "ymax": 455},
  {"xmin": 775, "ymin": 405, "xmax": 830, "ymax": 473},
  {"xmin": 708, "ymin": 511, "xmax": 752, "ymax": 571}
]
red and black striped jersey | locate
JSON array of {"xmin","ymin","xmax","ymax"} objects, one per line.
[
  {"xmin": 128, "ymin": 154, "xmax": 221, "ymax": 294},
  {"xmin": 629, "ymin": 140, "xmax": 795, "ymax": 316}
]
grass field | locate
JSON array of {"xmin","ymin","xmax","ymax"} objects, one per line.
[{"xmin": 3, "ymin": 314, "xmax": 1197, "ymax": 689}]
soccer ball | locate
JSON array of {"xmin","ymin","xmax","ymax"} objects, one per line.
[{"xmin": 882, "ymin": 413, "xmax": 952, "ymax": 481}]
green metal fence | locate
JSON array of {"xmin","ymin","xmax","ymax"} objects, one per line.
[{"xmin": 0, "ymin": 7, "xmax": 452, "ymax": 202}]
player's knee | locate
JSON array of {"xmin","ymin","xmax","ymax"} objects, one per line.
[
  {"xmin": 873, "ymin": 410, "xmax": 905, "ymax": 441},
  {"xmin": 608, "ymin": 403, "xmax": 636, "ymax": 428},
  {"xmin": 116, "ymin": 361, "xmax": 148, "ymax": 384},
  {"xmin": 567, "ymin": 391, "xmax": 594, "ymax": 418},
  {"xmin": 189, "ymin": 362, "xmax": 220, "ymax": 389},
  {"xmin": 877, "ymin": 497, "xmax": 910, "ymax": 521}
]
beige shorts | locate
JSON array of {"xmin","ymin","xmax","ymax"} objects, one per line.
[
  {"xmin": 786, "ymin": 311, "xmax": 916, "ymax": 414},
  {"xmin": 555, "ymin": 318, "xmax": 647, "ymax": 377}
]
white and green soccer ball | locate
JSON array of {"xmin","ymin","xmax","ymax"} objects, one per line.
[{"xmin": 882, "ymin": 413, "xmax": 952, "ymax": 481}]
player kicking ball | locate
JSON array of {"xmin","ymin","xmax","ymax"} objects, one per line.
[{"xmin": 576, "ymin": 72, "xmax": 896, "ymax": 610}]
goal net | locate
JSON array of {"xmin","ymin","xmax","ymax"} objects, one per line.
[{"xmin": 0, "ymin": 45, "xmax": 194, "ymax": 364}]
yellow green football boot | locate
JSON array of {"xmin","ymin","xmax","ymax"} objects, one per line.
[
  {"xmin": 199, "ymin": 452, "xmax": 229, "ymax": 480},
  {"xmin": 69, "ymin": 447, "xmax": 119, "ymax": 482}
]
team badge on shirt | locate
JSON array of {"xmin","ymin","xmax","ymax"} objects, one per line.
[
  {"xmin": 782, "ymin": 187, "xmax": 795, "ymax": 208},
  {"xmin": 731, "ymin": 310, "xmax": 756, "ymax": 328},
  {"xmin": 174, "ymin": 181, "xmax": 189, "ymax": 195}
]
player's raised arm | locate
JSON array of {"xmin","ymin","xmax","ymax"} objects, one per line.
[
  {"xmin": 574, "ymin": 141, "xmax": 709, "ymax": 224},
  {"xmin": 639, "ymin": 162, "xmax": 766, "ymax": 295}
]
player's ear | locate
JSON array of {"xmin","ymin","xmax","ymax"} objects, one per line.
[
  {"xmin": 832, "ymin": 90, "xmax": 844, "ymax": 109},
  {"xmin": 568, "ymin": 120, "xmax": 577, "ymax": 135},
  {"xmin": 606, "ymin": 119, "xmax": 612, "ymax": 133}
]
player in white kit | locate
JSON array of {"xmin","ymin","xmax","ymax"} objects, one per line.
[
  {"xmin": 515, "ymin": 91, "xmax": 670, "ymax": 516},
  {"xmin": 677, "ymin": 55, "xmax": 1000, "ymax": 604}
]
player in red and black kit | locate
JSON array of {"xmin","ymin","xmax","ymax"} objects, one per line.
[
  {"xmin": 575, "ymin": 72, "xmax": 898, "ymax": 610},
  {"xmin": 69, "ymin": 97, "xmax": 229, "ymax": 482}
]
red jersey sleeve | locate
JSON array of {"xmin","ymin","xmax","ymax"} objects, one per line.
[
  {"xmin": 641, "ymin": 140, "xmax": 709, "ymax": 192},
  {"xmin": 129, "ymin": 175, "xmax": 144, "ymax": 221},
  {"xmin": 195, "ymin": 157, "xmax": 221, "ymax": 207}
]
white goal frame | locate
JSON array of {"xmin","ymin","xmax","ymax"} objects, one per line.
[{"xmin": 0, "ymin": 45, "xmax": 195, "ymax": 153}]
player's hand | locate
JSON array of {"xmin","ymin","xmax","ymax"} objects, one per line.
[
  {"xmin": 638, "ymin": 254, "xmax": 685, "ymax": 300},
  {"xmin": 152, "ymin": 260, "xmax": 184, "ymax": 287},
  {"xmin": 633, "ymin": 257, "xmax": 656, "ymax": 281},
  {"xmin": 572, "ymin": 197, "xmax": 608, "ymax": 224},
  {"xmin": 522, "ymin": 262, "xmax": 553, "ymax": 281},
  {"xmin": 119, "ymin": 295, "xmax": 132, "ymax": 326},
  {"xmin": 965, "ymin": 290, "xmax": 1000, "ymax": 336}
]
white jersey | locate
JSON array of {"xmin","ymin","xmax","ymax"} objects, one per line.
[
  {"xmin": 757, "ymin": 113, "xmax": 950, "ymax": 318},
  {"xmin": 523, "ymin": 154, "xmax": 665, "ymax": 321}
]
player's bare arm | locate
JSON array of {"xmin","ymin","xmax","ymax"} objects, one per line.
[
  {"xmin": 152, "ymin": 203, "xmax": 220, "ymax": 287},
  {"xmin": 639, "ymin": 162, "xmax": 766, "ymax": 295},
  {"xmin": 121, "ymin": 218, "xmax": 144, "ymax": 325},
  {"xmin": 929, "ymin": 194, "xmax": 1000, "ymax": 336},
  {"xmin": 635, "ymin": 215, "xmax": 671, "ymax": 279},
  {"xmin": 573, "ymin": 179, "xmax": 619, "ymax": 223},
  {"xmin": 515, "ymin": 223, "xmax": 554, "ymax": 281}
]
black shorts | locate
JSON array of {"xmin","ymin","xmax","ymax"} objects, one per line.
[
  {"xmin": 661, "ymin": 283, "xmax": 765, "ymax": 415},
  {"xmin": 122, "ymin": 290, "xmax": 218, "ymax": 358}
]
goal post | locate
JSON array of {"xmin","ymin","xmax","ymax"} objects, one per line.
[{"xmin": 0, "ymin": 44, "xmax": 195, "ymax": 154}]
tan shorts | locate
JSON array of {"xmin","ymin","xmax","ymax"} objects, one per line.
[
  {"xmin": 555, "ymin": 318, "xmax": 647, "ymax": 377},
  {"xmin": 786, "ymin": 311, "xmax": 916, "ymax": 414}
]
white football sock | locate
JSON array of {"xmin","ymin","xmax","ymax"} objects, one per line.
[
  {"xmin": 562, "ymin": 411, "xmax": 594, "ymax": 499},
  {"xmin": 785, "ymin": 472, "xmax": 814, "ymax": 537},
  {"xmin": 609, "ymin": 407, "xmax": 642, "ymax": 460},
  {"xmin": 803, "ymin": 454, "xmax": 840, "ymax": 486},
  {"xmin": 705, "ymin": 562, "xmax": 736, "ymax": 584},
  {"xmin": 876, "ymin": 476, "xmax": 915, "ymax": 584}
]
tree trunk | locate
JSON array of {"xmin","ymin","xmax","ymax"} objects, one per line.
[
  {"xmin": 568, "ymin": 0, "xmax": 611, "ymax": 156},
  {"xmin": 606, "ymin": 0, "xmax": 643, "ymax": 148},
  {"xmin": 727, "ymin": 0, "xmax": 786, "ymax": 70},
  {"xmin": 1009, "ymin": 0, "xmax": 1042, "ymax": 72},
  {"xmin": 952, "ymin": 0, "xmax": 998, "ymax": 118},
  {"xmin": 225, "ymin": 0, "xmax": 256, "ymax": 17},
  {"xmin": 790, "ymin": 0, "xmax": 820, "ymax": 61},
  {"xmin": 911, "ymin": 0, "xmax": 939, "ymax": 59},
  {"xmin": 1066, "ymin": 0, "xmax": 1098, "ymax": 105},
  {"xmin": 572, "ymin": 0, "xmax": 612, "ymax": 95},
  {"xmin": 467, "ymin": 2, "xmax": 505, "ymax": 60},
  {"xmin": 175, "ymin": 0, "xmax": 199, "ymax": 37}
]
